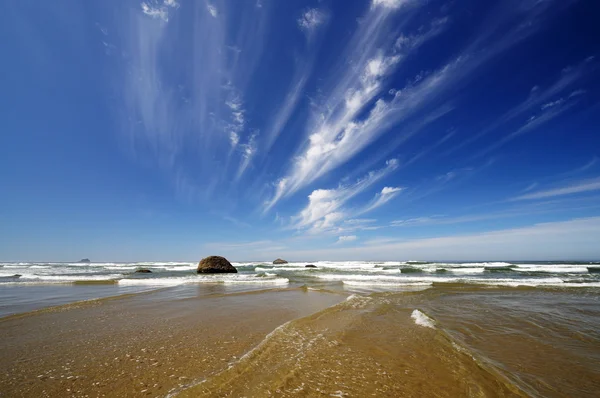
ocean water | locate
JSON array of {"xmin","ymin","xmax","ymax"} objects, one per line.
[{"xmin": 1, "ymin": 260, "xmax": 600, "ymax": 316}]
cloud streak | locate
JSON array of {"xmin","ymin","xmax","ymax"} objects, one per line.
[{"xmin": 512, "ymin": 178, "xmax": 600, "ymax": 201}]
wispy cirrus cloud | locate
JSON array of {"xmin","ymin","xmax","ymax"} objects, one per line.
[
  {"xmin": 357, "ymin": 186, "xmax": 403, "ymax": 215},
  {"xmin": 447, "ymin": 57, "xmax": 595, "ymax": 158},
  {"xmin": 261, "ymin": 2, "xmax": 442, "ymax": 208},
  {"xmin": 110, "ymin": 1, "xmax": 271, "ymax": 203},
  {"xmin": 107, "ymin": 0, "xmax": 593, "ymax": 239},
  {"xmin": 264, "ymin": 0, "xmax": 572, "ymax": 211},
  {"xmin": 236, "ymin": 131, "xmax": 257, "ymax": 179},
  {"xmin": 475, "ymin": 89, "xmax": 584, "ymax": 158},
  {"xmin": 512, "ymin": 177, "xmax": 600, "ymax": 201},
  {"xmin": 262, "ymin": 8, "xmax": 327, "ymax": 151}
]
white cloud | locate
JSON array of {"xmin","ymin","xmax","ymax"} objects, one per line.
[
  {"xmin": 164, "ymin": 0, "xmax": 179, "ymax": 8},
  {"xmin": 512, "ymin": 178, "xmax": 600, "ymax": 201},
  {"xmin": 344, "ymin": 218, "xmax": 377, "ymax": 225},
  {"xmin": 207, "ymin": 4, "xmax": 217, "ymax": 17},
  {"xmin": 225, "ymin": 94, "xmax": 246, "ymax": 148},
  {"xmin": 263, "ymin": 11, "xmax": 460, "ymax": 210},
  {"xmin": 229, "ymin": 132, "xmax": 240, "ymax": 147},
  {"xmin": 288, "ymin": 159, "xmax": 399, "ymax": 232},
  {"xmin": 391, "ymin": 217, "xmax": 438, "ymax": 227},
  {"xmin": 541, "ymin": 98, "xmax": 565, "ymax": 110},
  {"xmin": 141, "ymin": 2, "xmax": 169, "ymax": 21},
  {"xmin": 116, "ymin": 0, "xmax": 275, "ymax": 206},
  {"xmin": 381, "ymin": 186, "xmax": 401, "ymax": 194},
  {"xmin": 141, "ymin": 0, "xmax": 179, "ymax": 21},
  {"xmin": 337, "ymin": 235, "xmax": 358, "ymax": 243},
  {"xmin": 277, "ymin": 57, "xmax": 462, "ymax": 199},
  {"xmin": 372, "ymin": 0, "xmax": 415, "ymax": 9},
  {"xmin": 236, "ymin": 132, "xmax": 258, "ymax": 179},
  {"xmin": 272, "ymin": 217, "xmax": 600, "ymax": 261},
  {"xmin": 297, "ymin": 9, "xmax": 326, "ymax": 32},
  {"xmin": 358, "ymin": 186, "xmax": 403, "ymax": 215}
]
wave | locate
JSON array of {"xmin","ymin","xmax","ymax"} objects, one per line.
[
  {"xmin": 313, "ymin": 273, "xmax": 598, "ymax": 288},
  {"xmin": 18, "ymin": 274, "xmax": 123, "ymax": 282},
  {"xmin": 484, "ymin": 266, "xmax": 516, "ymax": 272},
  {"xmin": 118, "ymin": 274, "xmax": 289, "ymax": 286},
  {"xmin": 400, "ymin": 267, "xmax": 423, "ymax": 274}
]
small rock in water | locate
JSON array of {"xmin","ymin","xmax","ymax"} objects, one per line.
[
  {"xmin": 273, "ymin": 258, "xmax": 288, "ymax": 264},
  {"xmin": 135, "ymin": 269, "xmax": 152, "ymax": 273},
  {"xmin": 305, "ymin": 264, "xmax": 317, "ymax": 268}
]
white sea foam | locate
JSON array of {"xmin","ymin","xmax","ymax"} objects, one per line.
[
  {"xmin": 462, "ymin": 262, "xmax": 513, "ymax": 267},
  {"xmin": 514, "ymin": 264, "xmax": 589, "ymax": 273},
  {"xmin": 118, "ymin": 278, "xmax": 192, "ymax": 286},
  {"xmin": 345, "ymin": 294, "xmax": 372, "ymax": 309},
  {"xmin": 442, "ymin": 267, "xmax": 485, "ymax": 274},
  {"xmin": 118, "ymin": 275, "xmax": 289, "ymax": 286},
  {"xmin": 222, "ymin": 276, "xmax": 289, "ymax": 285},
  {"xmin": 343, "ymin": 280, "xmax": 433, "ymax": 287},
  {"xmin": 411, "ymin": 309, "xmax": 436, "ymax": 328},
  {"xmin": 18, "ymin": 274, "xmax": 122, "ymax": 281}
]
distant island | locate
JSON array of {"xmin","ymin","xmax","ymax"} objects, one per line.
[{"xmin": 78, "ymin": 258, "xmax": 91, "ymax": 263}]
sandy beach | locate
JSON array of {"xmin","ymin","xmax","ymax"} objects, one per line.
[{"xmin": 2, "ymin": 282, "xmax": 599, "ymax": 397}]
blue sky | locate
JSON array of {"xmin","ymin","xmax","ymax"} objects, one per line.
[{"xmin": 1, "ymin": 0, "xmax": 600, "ymax": 261}]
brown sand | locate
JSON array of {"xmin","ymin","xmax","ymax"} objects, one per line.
[
  {"xmin": 2, "ymin": 285, "xmax": 599, "ymax": 397},
  {"xmin": 0, "ymin": 287, "xmax": 344, "ymax": 397}
]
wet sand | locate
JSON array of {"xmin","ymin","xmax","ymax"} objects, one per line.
[
  {"xmin": 0, "ymin": 287, "xmax": 344, "ymax": 397},
  {"xmin": 1, "ymin": 285, "xmax": 599, "ymax": 397}
]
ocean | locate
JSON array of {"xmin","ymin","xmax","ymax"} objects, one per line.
[
  {"xmin": 1, "ymin": 260, "xmax": 599, "ymax": 397},
  {"xmin": 1, "ymin": 260, "xmax": 600, "ymax": 316}
]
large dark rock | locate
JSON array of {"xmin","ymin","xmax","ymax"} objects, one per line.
[
  {"xmin": 197, "ymin": 256, "xmax": 238, "ymax": 274},
  {"xmin": 78, "ymin": 258, "xmax": 91, "ymax": 263},
  {"xmin": 135, "ymin": 269, "xmax": 152, "ymax": 273},
  {"xmin": 273, "ymin": 258, "xmax": 288, "ymax": 264},
  {"xmin": 305, "ymin": 264, "xmax": 317, "ymax": 268}
]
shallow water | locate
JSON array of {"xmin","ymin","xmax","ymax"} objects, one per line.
[
  {"xmin": 1, "ymin": 283, "xmax": 598, "ymax": 397},
  {"xmin": 421, "ymin": 287, "xmax": 600, "ymax": 397}
]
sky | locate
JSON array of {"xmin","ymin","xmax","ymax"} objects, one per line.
[{"xmin": 1, "ymin": 0, "xmax": 600, "ymax": 262}]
